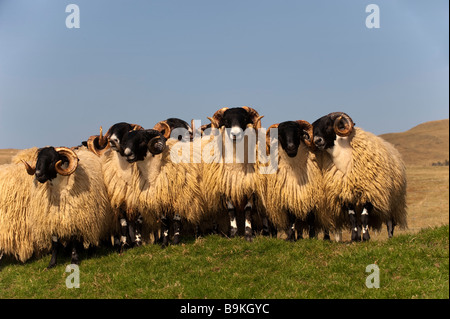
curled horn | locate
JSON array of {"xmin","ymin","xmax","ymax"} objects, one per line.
[
  {"xmin": 242, "ymin": 106, "xmax": 264, "ymax": 129},
  {"xmin": 87, "ymin": 126, "xmax": 110, "ymax": 156},
  {"xmin": 131, "ymin": 124, "xmax": 144, "ymax": 131},
  {"xmin": 295, "ymin": 120, "xmax": 314, "ymax": 148},
  {"xmin": 146, "ymin": 129, "xmax": 167, "ymax": 155},
  {"xmin": 191, "ymin": 119, "xmax": 195, "ymax": 133},
  {"xmin": 153, "ymin": 121, "xmax": 171, "ymax": 139},
  {"xmin": 265, "ymin": 123, "xmax": 279, "ymax": 155},
  {"xmin": 22, "ymin": 160, "xmax": 36, "ymax": 176},
  {"xmin": 328, "ymin": 112, "xmax": 354, "ymax": 137},
  {"xmin": 54, "ymin": 147, "xmax": 79, "ymax": 176},
  {"xmin": 207, "ymin": 107, "xmax": 228, "ymax": 128}
]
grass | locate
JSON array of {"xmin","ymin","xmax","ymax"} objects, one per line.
[{"xmin": 0, "ymin": 225, "xmax": 448, "ymax": 299}]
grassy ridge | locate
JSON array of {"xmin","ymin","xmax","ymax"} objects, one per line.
[{"xmin": 0, "ymin": 225, "xmax": 448, "ymax": 299}]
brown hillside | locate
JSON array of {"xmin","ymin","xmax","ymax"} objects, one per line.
[
  {"xmin": 380, "ymin": 119, "xmax": 449, "ymax": 167},
  {"xmin": 0, "ymin": 149, "xmax": 20, "ymax": 165},
  {"xmin": 1, "ymin": 119, "xmax": 448, "ymax": 167}
]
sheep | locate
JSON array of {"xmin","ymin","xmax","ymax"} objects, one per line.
[
  {"xmin": 259, "ymin": 120, "xmax": 332, "ymax": 241},
  {"xmin": 120, "ymin": 121, "xmax": 204, "ymax": 247},
  {"xmin": 201, "ymin": 106, "xmax": 265, "ymax": 241},
  {"xmin": 311, "ymin": 112, "xmax": 407, "ymax": 241},
  {"xmin": 21, "ymin": 146, "xmax": 113, "ymax": 268},
  {"xmin": 87, "ymin": 122, "xmax": 150, "ymax": 252},
  {"xmin": 0, "ymin": 148, "xmax": 43, "ymax": 263}
]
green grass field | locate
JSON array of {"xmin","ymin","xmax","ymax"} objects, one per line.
[{"xmin": 0, "ymin": 225, "xmax": 448, "ymax": 299}]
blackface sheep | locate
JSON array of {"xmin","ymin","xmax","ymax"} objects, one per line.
[
  {"xmin": 22, "ymin": 146, "xmax": 113, "ymax": 268},
  {"xmin": 87, "ymin": 122, "xmax": 148, "ymax": 252},
  {"xmin": 0, "ymin": 148, "xmax": 42, "ymax": 263},
  {"xmin": 260, "ymin": 120, "xmax": 331, "ymax": 240},
  {"xmin": 202, "ymin": 106, "xmax": 265, "ymax": 241},
  {"xmin": 311, "ymin": 112, "xmax": 407, "ymax": 241},
  {"xmin": 120, "ymin": 121, "xmax": 204, "ymax": 248}
]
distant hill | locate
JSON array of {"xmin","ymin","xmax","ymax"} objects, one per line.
[
  {"xmin": 0, "ymin": 148, "xmax": 20, "ymax": 165},
  {"xmin": 1, "ymin": 119, "xmax": 448, "ymax": 167},
  {"xmin": 380, "ymin": 119, "xmax": 449, "ymax": 167}
]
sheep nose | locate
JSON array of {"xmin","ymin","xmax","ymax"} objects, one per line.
[
  {"xmin": 313, "ymin": 136, "xmax": 325, "ymax": 147},
  {"xmin": 286, "ymin": 143, "xmax": 296, "ymax": 151},
  {"xmin": 230, "ymin": 127, "xmax": 243, "ymax": 140},
  {"xmin": 124, "ymin": 148, "xmax": 132, "ymax": 156}
]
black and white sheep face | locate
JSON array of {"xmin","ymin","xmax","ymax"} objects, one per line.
[
  {"xmin": 312, "ymin": 116, "xmax": 337, "ymax": 151},
  {"xmin": 277, "ymin": 122, "xmax": 304, "ymax": 158},
  {"xmin": 121, "ymin": 130, "xmax": 150, "ymax": 163},
  {"xmin": 165, "ymin": 118, "xmax": 192, "ymax": 141},
  {"xmin": 121, "ymin": 130, "xmax": 166, "ymax": 163},
  {"xmin": 220, "ymin": 108, "xmax": 251, "ymax": 141},
  {"xmin": 34, "ymin": 147, "xmax": 65, "ymax": 183},
  {"xmin": 107, "ymin": 122, "xmax": 135, "ymax": 153}
]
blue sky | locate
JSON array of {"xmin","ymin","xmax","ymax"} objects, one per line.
[{"xmin": 0, "ymin": 0, "xmax": 448, "ymax": 149}]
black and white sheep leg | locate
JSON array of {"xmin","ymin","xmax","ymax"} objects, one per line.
[
  {"xmin": 132, "ymin": 214, "xmax": 143, "ymax": 247},
  {"xmin": 348, "ymin": 205, "xmax": 361, "ymax": 242},
  {"xmin": 361, "ymin": 203, "xmax": 372, "ymax": 241},
  {"xmin": 160, "ymin": 214, "xmax": 170, "ymax": 248},
  {"xmin": 286, "ymin": 212, "xmax": 296, "ymax": 242},
  {"xmin": 119, "ymin": 215, "xmax": 129, "ymax": 253},
  {"xmin": 70, "ymin": 237, "xmax": 81, "ymax": 265},
  {"xmin": 173, "ymin": 214, "xmax": 182, "ymax": 245},
  {"xmin": 227, "ymin": 200, "xmax": 238, "ymax": 238},
  {"xmin": 244, "ymin": 201, "xmax": 253, "ymax": 242}
]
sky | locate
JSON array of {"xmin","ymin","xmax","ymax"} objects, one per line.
[{"xmin": 0, "ymin": 0, "xmax": 448, "ymax": 149}]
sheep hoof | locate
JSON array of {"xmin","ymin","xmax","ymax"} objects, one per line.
[
  {"xmin": 46, "ymin": 263, "xmax": 57, "ymax": 270},
  {"xmin": 173, "ymin": 235, "xmax": 181, "ymax": 245},
  {"xmin": 133, "ymin": 241, "xmax": 142, "ymax": 247},
  {"xmin": 351, "ymin": 230, "xmax": 359, "ymax": 242},
  {"xmin": 230, "ymin": 228, "xmax": 238, "ymax": 238},
  {"xmin": 118, "ymin": 243, "xmax": 128, "ymax": 254},
  {"xmin": 245, "ymin": 235, "xmax": 253, "ymax": 242},
  {"xmin": 161, "ymin": 237, "xmax": 169, "ymax": 249}
]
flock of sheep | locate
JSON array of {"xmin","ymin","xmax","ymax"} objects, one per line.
[{"xmin": 0, "ymin": 107, "xmax": 407, "ymax": 268}]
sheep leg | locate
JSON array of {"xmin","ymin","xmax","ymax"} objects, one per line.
[
  {"xmin": 348, "ymin": 205, "xmax": 360, "ymax": 242},
  {"xmin": 227, "ymin": 200, "xmax": 238, "ymax": 238},
  {"xmin": 306, "ymin": 211, "xmax": 316, "ymax": 239},
  {"xmin": 361, "ymin": 206, "xmax": 370, "ymax": 241},
  {"xmin": 153, "ymin": 229, "xmax": 161, "ymax": 245},
  {"xmin": 387, "ymin": 219, "xmax": 395, "ymax": 238},
  {"xmin": 161, "ymin": 214, "xmax": 170, "ymax": 248},
  {"xmin": 286, "ymin": 213, "xmax": 296, "ymax": 242},
  {"xmin": 47, "ymin": 235, "xmax": 59, "ymax": 269},
  {"xmin": 323, "ymin": 229, "xmax": 331, "ymax": 241},
  {"xmin": 244, "ymin": 201, "xmax": 253, "ymax": 242},
  {"xmin": 119, "ymin": 214, "xmax": 129, "ymax": 253},
  {"xmin": 271, "ymin": 221, "xmax": 278, "ymax": 238},
  {"xmin": 173, "ymin": 214, "xmax": 182, "ymax": 245},
  {"xmin": 133, "ymin": 214, "xmax": 143, "ymax": 247},
  {"xmin": 194, "ymin": 223, "xmax": 201, "ymax": 239},
  {"xmin": 212, "ymin": 220, "xmax": 219, "ymax": 234},
  {"xmin": 333, "ymin": 230, "xmax": 342, "ymax": 242},
  {"xmin": 262, "ymin": 216, "xmax": 270, "ymax": 236},
  {"xmin": 70, "ymin": 238, "xmax": 81, "ymax": 265}
]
